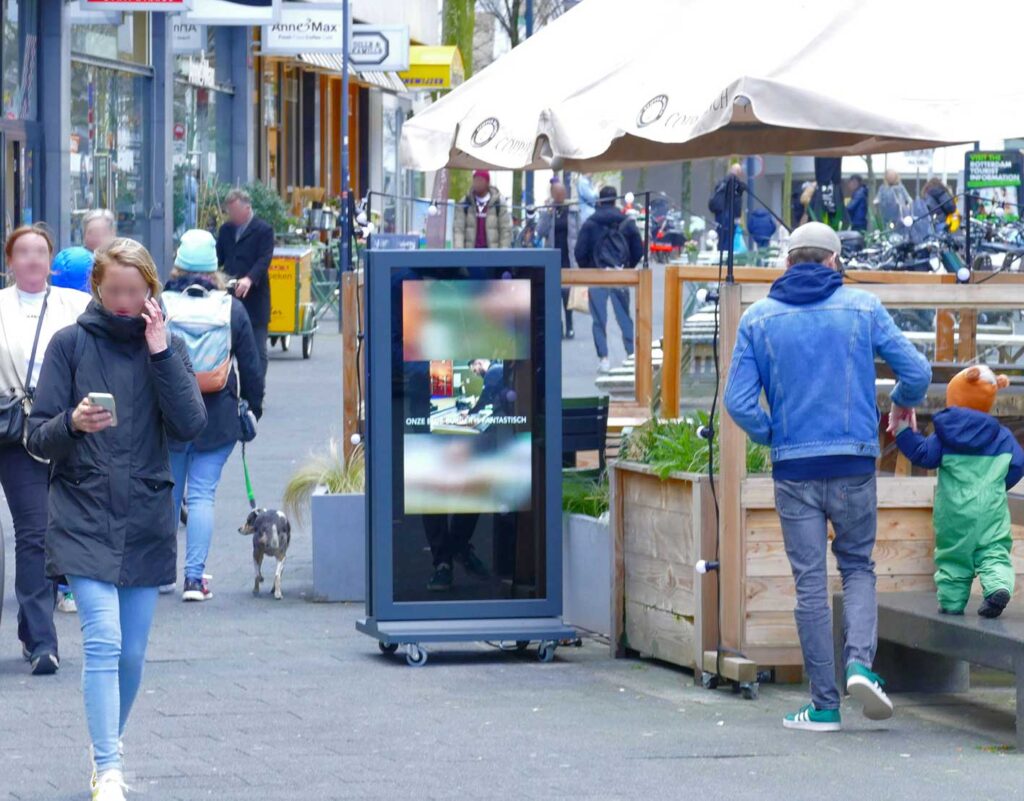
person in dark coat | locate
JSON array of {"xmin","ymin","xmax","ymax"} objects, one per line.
[
  {"xmin": 216, "ymin": 188, "xmax": 274, "ymax": 378},
  {"xmin": 163, "ymin": 229, "xmax": 265, "ymax": 602},
  {"xmin": 846, "ymin": 175, "xmax": 869, "ymax": 232},
  {"xmin": 27, "ymin": 238, "xmax": 206, "ymax": 798},
  {"xmin": 574, "ymin": 185, "xmax": 643, "ymax": 373}
]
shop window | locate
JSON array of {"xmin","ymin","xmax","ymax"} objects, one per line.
[
  {"xmin": 69, "ymin": 62, "xmax": 148, "ymax": 246},
  {"xmin": 2, "ymin": 0, "xmax": 37, "ymax": 119},
  {"xmin": 71, "ymin": 11, "xmax": 150, "ymax": 66}
]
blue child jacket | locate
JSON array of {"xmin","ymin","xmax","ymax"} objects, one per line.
[{"xmin": 724, "ymin": 262, "xmax": 932, "ymax": 467}]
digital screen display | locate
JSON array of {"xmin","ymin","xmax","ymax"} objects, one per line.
[{"xmin": 390, "ymin": 269, "xmax": 546, "ymax": 603}]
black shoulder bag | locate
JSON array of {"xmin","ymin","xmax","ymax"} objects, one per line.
[{"xmin": 0, "ymin": 289, "xmax": 49, "ymax": 449}]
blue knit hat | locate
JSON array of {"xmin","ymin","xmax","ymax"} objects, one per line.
[
  {"xmin": 175, "ymin": 229, "xmax": 218, "ymax": 273},
  {"xmin": 51, "ymin": 247, "xmax": 94, "ymax": 293}
]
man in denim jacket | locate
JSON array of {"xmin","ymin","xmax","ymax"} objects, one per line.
[{"xmin": 725, "ymin": 222, "xmax": 931, "ymax": 732}]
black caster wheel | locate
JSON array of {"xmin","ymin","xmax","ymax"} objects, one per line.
[
  {"xmin": 515, "ymin": 640, "xmax": 530, "ymax": 652},
  {"xmin": 280, "ymin": 335, "xmax": 291, "ymax": 352},
  {"xmin": 302, "ymin": 335, "xmax": 314, "ymax": 359},
  {"xmin": 537, "ymin": 641, "xmax": 557, "ymax": 663},
  {"xmin": 701, "ymin": 671, "xmax": 719, "ymax": 690},
  {"xmin": 378, "ymin": 642, "xmax": 398, "ymax": 655},
  {"xmin": 740, "ymin": 682, "xmax": 759, "ymax": 700},
  {"xmin": 405, "ymin": 644, "xmax": 428, "ymax": 667}
]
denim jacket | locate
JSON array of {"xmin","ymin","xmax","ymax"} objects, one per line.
[{"xmin": 724, "ymin": 263, "xmax": 932, "ymax": 464}]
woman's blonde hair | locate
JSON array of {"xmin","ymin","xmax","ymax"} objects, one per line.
[
  {"xmin": 91, "ymin": 238, "xmax": 162, "ymax": 300},
  {"xmin": 169, "ymin": 267, "xmax": 226, "ymax": 290}
]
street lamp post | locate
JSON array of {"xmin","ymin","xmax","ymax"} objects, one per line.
[{"xmin": 339, "ymin": 0, "xmax": 351, "ymax": 333}]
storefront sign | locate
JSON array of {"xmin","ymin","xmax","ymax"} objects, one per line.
[
  {"xmin": 78, "ymin": 0, "xmax": 190, "ymax": 11},
  {"xmin": 185, "ymin": 0, "xmax": 279, "ymax": 25},
  {"xmin": 262, "ymin": 3, "xmax": 345, "ymax": 55},
  {"xmin": 351, "ymin": 25, "xmax": 409, "ymax": 72},
  {"xmin": 180, "ymin": 56, "xmax": 216, "ymax": 88},
  {"xmin": 965, "ymin": 150, "xmax": 1023, "ymax": 222},
  {"xmin": 399, "ymin": 46, "xmax": 465, "ymax": 91},
  {"xmin": 171, "ymin": 16, "xmax": 205, "ymax": 53}
]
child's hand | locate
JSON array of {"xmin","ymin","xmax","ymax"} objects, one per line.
[{"xmin": 888, "ymin": 405, "xmax": 917, "ymax": 434}]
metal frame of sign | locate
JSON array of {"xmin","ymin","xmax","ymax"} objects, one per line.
[
  {"xmin": 184, "ymin": 0, "xmax": 279, "ymax": 25},
  {"xmin": 260, "ymin": 1, "xmax": 346, "ymax": 55},
  {"xmin": 363, "ymin": 248, "xmax": 563, "ymax": 625},
  {"xmin": 78, "ymin": 0, "xmax": 191, "ymax": 11}
]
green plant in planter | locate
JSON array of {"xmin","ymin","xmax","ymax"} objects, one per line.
[
  {"xmin": 562, "ymin": 472, "xmax": 610, "ymax": 519},
  {"xmin": 619, "ymin": 412, "xmax": 771, "ymax": 479},
  {"xmin": 283, "ymin": 440, "xmax": 365, "ymax": 526}
]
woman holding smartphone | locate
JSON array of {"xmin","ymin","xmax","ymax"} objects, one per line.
[{"xmin": 28, "ymin": 238, "xmax": 206, "ymax": 801}]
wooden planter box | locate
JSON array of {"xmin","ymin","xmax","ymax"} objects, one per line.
[
  {"xmin": 612, "ymin": 463, "xmax": 1024, "ymax": 673},
  {"xmin": 609, "ymin": 462, "xmax": 718, "ymax": 670}
]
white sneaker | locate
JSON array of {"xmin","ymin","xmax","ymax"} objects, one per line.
[
  {"xmin": 92, "ymin": 769, "xmax": 127, "ymax": 800},
  {"xmin": 57, "ymin": 591, "xmax": 78, "ymax": 613},
  {"xmin": 90, "ymin": 741, "xmax": 126, "ymax": 791},
  {"xmin": 597, "ymin": 357, "xmax": 611, "ymax": 373},
  {"xmin": 158, "ymin": 583, "xmax": 176, "ymax": 595}
]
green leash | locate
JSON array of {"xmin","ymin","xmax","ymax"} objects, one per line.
[{"xmin": 242, "ymin": 442, "xmax": 257, "ymax": 510}]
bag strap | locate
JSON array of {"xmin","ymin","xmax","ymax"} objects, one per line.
[{"xmin": 24, "ymin": 289, "xmax": 50, "ymax": 399}]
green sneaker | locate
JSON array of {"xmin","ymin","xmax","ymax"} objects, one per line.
[
  {"xmin": 783, "ymin": 703, "xmax": 841, "ymax": 732},
  {"xmin": 846, "ymin": 662, "xmax": 893, "ymax": 721}
]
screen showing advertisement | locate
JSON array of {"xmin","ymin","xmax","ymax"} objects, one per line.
[
  {"xmin": 390, "ymin": 268, "xmax": 546, "ymax": 603},
  {"xmin": 965, "ymin": 151, "xmax": 1023, "ymax": 222}
]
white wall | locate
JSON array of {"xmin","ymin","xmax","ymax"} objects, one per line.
[{"xmin": 351, "ymin": 0, "xmax": 439, "ymax": 45}]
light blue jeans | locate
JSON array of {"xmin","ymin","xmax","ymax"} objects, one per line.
[
  {"xmin": 67, "ymin": 576, "xmax": 159, "ymax": 772},
  {"xmin": 170, "ymin": 443, "xmax": 235, "ymax": 582},
  {"xmin": 774, "ymin": 474, "xmax": 878, "ymax": 710}
]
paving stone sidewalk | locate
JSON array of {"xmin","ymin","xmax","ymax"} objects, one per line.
[{"xmin": 1, "ymin": 329, "xmax": 1021, "ymax": 801}]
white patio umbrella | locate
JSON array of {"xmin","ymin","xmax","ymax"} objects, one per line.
[{"xmin": 402, "ymin": 0, "xmax": 1024, "ymax": 171}]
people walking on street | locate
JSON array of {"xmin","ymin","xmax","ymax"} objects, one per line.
[
  {"xmin": 164, "ymin": 229, "xmax": 265, "ymax": 603},
  {"xmin": 574, "ymin": 186, "xmax": 643, "ymax": 373},
  {"xmin": 28, "ymin": 238, "xmax": 206, "ymax": 799},
  {"xmin": 873, "ymin": 170, "xmax": 912, "ymax": 229},
  {"xmin": 845, "ymin": 175, "xmax": 868, "ymax": 232},
  {"xmin": 217, "ymin": 188, "xmax": 275, "ymax": 379},
  {"xmin": 81, "ymin": 209, "xmax": 116, "ymax": 253},
  {"xmin": 0, "ymin": 225, "xmax": 90, "ymax": 674},
  {"xmin": 452, "ymin": 169, "xmax": 512, "ymax": 249},
  {"xmin": 537, "ymin": 179, "xmax": 581, "ymax": 338},
  {"xmin": 724, "ymin": 222, "xmax": 931, "ymax": 732}
]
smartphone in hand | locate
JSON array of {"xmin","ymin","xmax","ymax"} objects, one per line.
[{"xmin": 87, "ymin": 392, "xmax": 118, "ymax": 427}]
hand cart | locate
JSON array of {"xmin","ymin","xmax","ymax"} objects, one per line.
[{"xmin": 267, "ymin": 246, "xmax": 318, "ymax": 359}]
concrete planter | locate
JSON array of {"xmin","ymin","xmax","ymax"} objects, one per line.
[
  {"xmin": 562, "ymin": 512, "xmax": 612, "ymax": 637},
  {"xmin": 311, "ymin": 491, "xmax": 365, "ymax": 602}
]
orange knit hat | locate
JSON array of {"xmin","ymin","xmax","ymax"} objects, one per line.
[{"xmin": 946, "ymin": 365, "xmax": 1010, "ymax": 413}]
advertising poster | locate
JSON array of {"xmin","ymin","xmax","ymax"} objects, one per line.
[
  {"xmin": 965, "ymin": 150, "xmax": 1023, "ymax": 222},
  {"xmin": 388, "ymin": 269, "xmax": 547, "ymax": 604}
]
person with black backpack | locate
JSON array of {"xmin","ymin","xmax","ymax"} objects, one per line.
[{"xmin": 574, "ymin": 186, "xmax": 644, "ymax": 373}]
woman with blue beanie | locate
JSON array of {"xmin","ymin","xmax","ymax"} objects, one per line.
[{"xmin": 164, "ymin": 229, "xmax": 264, "ymax": 601}]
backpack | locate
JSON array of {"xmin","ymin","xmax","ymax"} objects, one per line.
[
  {"xmin": 708, "ymin": 180, "xmax": 727, "ymax": 216},
  {"xmin": 594, "ymin": 217, "xmax": 634, "ymax": 268},
  {"xmin": 162, "ymin": 286, "xmax": 233, "ymax": 393}
]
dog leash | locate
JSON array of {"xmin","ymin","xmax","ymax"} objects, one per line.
[{"xmin": 241, "ymin": 442, "xmax": 257, "ymax": 511}]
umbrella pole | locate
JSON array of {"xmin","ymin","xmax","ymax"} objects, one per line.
[{"xmin": 725, "ymin": 176, "xmax": 738, "ymax": 285}]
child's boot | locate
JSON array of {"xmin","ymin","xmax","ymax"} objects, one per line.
[{"xmin": 978, "ymin": 588, "xmax": 1010, "ymax": 618}]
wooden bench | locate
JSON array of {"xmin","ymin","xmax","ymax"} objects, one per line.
[{"xmin": 834, "ymin": 592, "xmax": 1024, "ymax": 750}]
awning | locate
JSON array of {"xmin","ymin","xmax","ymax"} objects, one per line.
[
  {"xmin": 397, "ymin": 46, "xmax": 464, "ymax": 91},
  {"xmin": 295, "ymin": 53, "xmax": 406, "ymax": 93}
]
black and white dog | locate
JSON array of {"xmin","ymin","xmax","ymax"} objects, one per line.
[{"xmin": 239, "ymin": 509, "xmax": 292, "ymax": 599}]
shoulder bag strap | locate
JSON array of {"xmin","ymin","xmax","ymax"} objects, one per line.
[{"xmin": 24, "ymin": 289, "xmax": 50, "ymax": 400}]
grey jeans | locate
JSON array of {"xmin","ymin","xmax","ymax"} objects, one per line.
[{"xmin": 774, "ymin": 474, "xmax": 878, "ymax": 709}]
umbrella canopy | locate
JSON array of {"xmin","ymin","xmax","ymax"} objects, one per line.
[{"xmin": 402, "ymin": 0, "xmax": 1024, "ymax": 171}]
